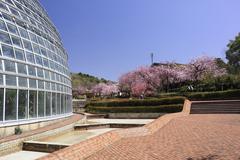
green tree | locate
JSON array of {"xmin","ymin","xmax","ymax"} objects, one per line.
[
  {"xmin": 215, "ymin": 58, "xmax": 227, "ymax": 69},
  {"xmin": 226, "ymin": 33, "xmax": 240, "ymax": 74}
]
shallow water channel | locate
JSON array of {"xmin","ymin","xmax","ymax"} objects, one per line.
[
  {"xmin": 0, "ymin": 128, "xmax": 116, "ymax": 160},
  {"xmin": 0, "ymin": 118, "xmax": 154, "ymax": 160},
  {"xmin": 39, "ymin": 128, "xmax": 116, "ymax": 145}
]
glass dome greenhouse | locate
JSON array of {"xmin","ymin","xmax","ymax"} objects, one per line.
[{"xmin": 0, "ymin": 0, "xmax": 72, "ymax": 125}]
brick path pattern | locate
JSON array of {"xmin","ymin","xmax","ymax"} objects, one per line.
[{"xmin": 39, "ymin": 101, "xmax": 240, "ymax": 160}]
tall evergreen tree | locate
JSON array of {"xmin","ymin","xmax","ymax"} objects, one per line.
[{"xmin": 226, "ymin": 33, "xmax": 240, "ymax": 74}]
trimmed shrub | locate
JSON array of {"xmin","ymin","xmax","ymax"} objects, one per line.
[
  {"xmin": 186, "ymin": 89, "xmax": 240, "ymax": 100},
  {"xmin": 86, "ymin": 104, "xmax": 183, "ymax": 113},
  {"xmin": 14, "ymin": 126, "xmax": 22, "ymax": 135},
  {"xmin": 87, "ymin": 96, "xmax": 185, "ymax": 107},
  {"xmin": 156, "ymin": 92, "xmax": 181, "ymax": 98}
]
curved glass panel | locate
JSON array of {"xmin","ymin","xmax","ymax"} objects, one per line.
[{"xmin": 0, "ymin": 0, "xmax": 72, "ymax": 125}]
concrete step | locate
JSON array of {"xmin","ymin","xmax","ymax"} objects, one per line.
[
  {"xmin": 85, "ymin": 114, "xmax": 108, "ymax": 119},
  {"xmin": 192, "ymin": 105, "xmax": 239, "ymax": 107},
  {"xmin": 190, "ymin": 100, "xmax": 240, "ymax": 114},
  {"xmin": 74, "ymin": 123, "xmax": 144, "ymax": 130},
  {"xmin": 191, "ymin": 111, "xmax": 240, "ymax": 114},
  {"xmin": 191, "ymin": 108, "xmax": 240, "ymax": 111},
  {"xmin": 23, "ymin": 141, "xmax": 69, "ymax": 153}
]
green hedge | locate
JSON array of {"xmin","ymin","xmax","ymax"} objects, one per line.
[
  {"xmin": 86, "ymin": 104, "xmax": 183, "ymax": 113},
  {"xmin": 87, "ymin": 96, "xmax": 185, "ymax": 107},
  {"xmin": 186, "ymin": 89, "xmax": 240, "ymax": 100},
  {"xmin": 156, "ymin": 92, "xmax": 181, "ymax": 98}
]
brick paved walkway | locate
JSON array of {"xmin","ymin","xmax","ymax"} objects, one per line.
[
  {"xmin": 85, "ymin": 114, "xmax": 240, "ymax": 160},
  {"xmin": 39, "ymin": 114, "xmax": 240, "ymax": 160},
  {"xmin": 39, "ymin": 101, "xmax": 240, "ymax": 160}
]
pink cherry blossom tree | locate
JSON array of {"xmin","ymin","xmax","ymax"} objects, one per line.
[
  {"xmin": 91, "ymin": 83, "xmax": 119, "ymax": 97},
  {"xmin": 118, "ymin": 56, "xmax": 226, "ymax": 97},
  {"xmin": 135, "ymin": 66, "xmax": 160, "ymax": 91},
  {"xmin": 187, "ymin": 56, "xmax": 227, "ymax": 82},
  {"xmin": 72, "ymin": 86, "xmax": 87, "ymax": 98},
  {"xmin": 118, "ymin": 71, "xmax": 138, "ymax": 96},
  {"xmin": 140, "ymin": 63, "xmax": 189, "ymax": 92},
  {"xmin": 119, "ymin": 67, "xmax": 157, "ymax": 97},
  {"xmin": 91, "ymin": 83, "xmax": 106, "ymax": 96},
  {"xmin": 131, "ymin": 80, "xmax": 147, "ymax": 97},
  {"xmin": 101, "ymin": 83, "xmax": 119, "ymax": 97}
]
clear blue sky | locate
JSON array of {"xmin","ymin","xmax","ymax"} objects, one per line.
[{"xmin": 40, "ymin": 0, "xmax": 240, "ymax": 81}]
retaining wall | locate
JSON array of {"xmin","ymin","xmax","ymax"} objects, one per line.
[{"xmin": 107, "ymin": 113, "xmax": 165, "ymax": 119}]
